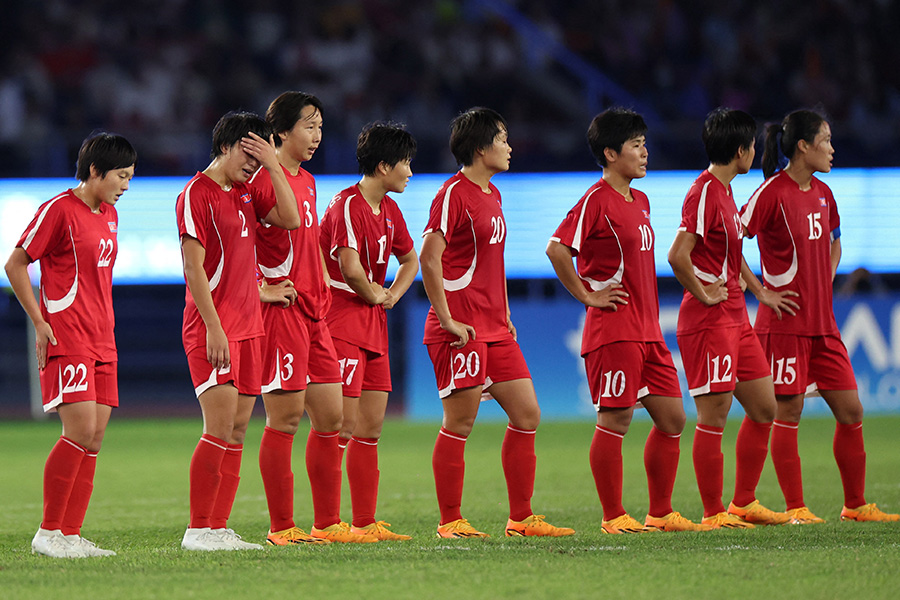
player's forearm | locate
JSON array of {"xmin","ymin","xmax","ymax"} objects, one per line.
[
  {"xmin": 387, "ymin": 250, "xmax": 418, "ymax": 302},
  {"xmin": 740, "ymin": 257, "xmax": 764, "ymax": 297},
  {"xmin": 4, "ymin": 249, "xmax": 45, "ymax": 328},
  {"xmin": 546, "ymin": 241, "xmax": 589, "ymax": 304},
  {"xmin": 831, "ymin": 238, "xmax": 842, "ymax": 281},
  {"xmin": 420, "ymin": 256, "xmax": 453, "ymax": 325},
  {"xmin": 265, "ymin": 169, "xmax": 301, "ymax": 230}
]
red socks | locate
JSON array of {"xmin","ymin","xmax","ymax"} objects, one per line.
[
  {"xmin": 306, "ymin": 429, "xmax": 342, "ymax": 530},
  {"xmin": 834, "ymin": 421, "xmax": 866, "ymax": 508},
  {"xmin": 41, "ymin": 437, "xmax": 87, "ymax": 531},
  {"xmin": 693, "ymin": 424, "xmax": 725, "ymax": 517},
  {"xmin": 590, "ymin": 426, "xmax": 625, "ymax": 521},
  {"xmin": 432, "ymin": 427, "xmax": 466, "ymax": 525},
  {"xmin": 347, "ymin": 436, "xmax": 380, "ymax": 528},
  {"xmin": 733, "ymin": 417, "xmax": 772, "ymax": 507},
  {"xmin": 502, "ymin": 425, "xmax": 536, "ymax": 522},
  {"xmin": 771, "ymin": 420, "xmax": 804, "ymax": 509},
  {"xmin": 60, "ymin": 451, "xmax": 97, "ymax": 536},
  {"xmin": 188, "ymin": 433, "xmax": 227, "ymax": 529},
  {"xmin": 645, "ymin": 427, "xmax": 680, "ymax": 518},
  {"xmin": 210, "ymin": 443, "xmax": 243, "ymax": 529},
  {"xmin": 259, "ymin": 426, "xmax": 295, "ymax": 532}
]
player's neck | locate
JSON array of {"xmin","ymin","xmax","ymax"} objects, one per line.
[
  {"xmin": 460, "ymin": 164, "xmax": 496, "ymax": 193},
  {"xmin": 783, "ymin": 161, "xmax": 814, "ymax": 191},
  {"xmin": 72, "ymin": 182, "xmax": 102, "ymax": 213},
  {"xmin": 357, "ymin": 177, "xmax": 385, "ymax": 214},
  {"xmin": 708, "ymin": 163, "xmax": 738, "ymax": 191},
  {"xmin": 277, "ymin": 148, "xmax": 303, "ymax": 177},
  {"xmin": 601, "ymin": 170, "xmax": 634, "ymax": 201}
]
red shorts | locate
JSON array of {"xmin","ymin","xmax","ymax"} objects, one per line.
[
  {"xmin": 40, "ymin": 356, "xmax": 118, "ymax": 413},
  {"xmin": 187, "ymin": 337, "xmax": 262, "ymax": 398},
  {"xmin": 758, "ymin": 333, "xmax": 857, "ymax": 395},
  {"xmin": 332, "ymin": 338, "xmax": 392, "ymax": 397},
  {"xmin": 260, "ymin": 307, "xmax": 341, "ymax": 393},
  {"xmin": 677, "ymin": 321, "xmax": 770, "ymax": 397},
  {"xmin": 426, "ymin": 337, "xmax": 531, "ymax": 399},
  {"xmin": 583, "ymin": 341, "xmax": 681, "ymax": 409}
]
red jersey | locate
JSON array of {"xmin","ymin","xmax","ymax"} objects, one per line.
[
  {"xmin": 676, "ymin": 170, "xmax": 749, "ymax": 334},
  {"xmin": 550, "ymin": 179, "xmax": 664, "ymax": 354},
  {"xmin": 740, "ymin": 171, "xmax": 840, "ymax": 336},
  {"xmin": 176, "ymin": 172, "xmax": 275, "ymax": 354},
  {"xmin": 251, "ymin": 165, "xmax": 330, "ymax": 321},
  {"xmin": 320, "ymin": 185, "xmax": 414, "ymax": 354},
  {"xmin": 16, "ymin": 190, "xmax": 118, "ymax": 362},
  {"xmin": 422, "ymin": 172, "xmax": 510, "ymax": 344}
]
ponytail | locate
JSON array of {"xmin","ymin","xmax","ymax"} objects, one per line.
[{"xmin": 761, "ymin": 123, "xmax": 784, "ymax": 179}]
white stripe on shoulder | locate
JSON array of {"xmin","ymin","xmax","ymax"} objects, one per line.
[
  {"xmin": 343, "ymin": 194, "xmax": 359, "ymax": 251},
  {"xmin": 183, "ymin": 177, "xmax": 202, "ymax": 239},
  {"xmin": 439, "ymin": 180, "xmax": 461, "ymax": 235},
  {"xmin": 695, "ymin": 180, "xmax": 711, "ymax": 235},
  {"xmin": 572, "ymin": 187, "xmax": 602, "ymax": 253},
  {"xmin": 740, "ymin": 175, "xmax": 778, "ymax": 228},
  {"xmin": 21, "ymin": 194, "xmax": 66, "ymax": 252}
]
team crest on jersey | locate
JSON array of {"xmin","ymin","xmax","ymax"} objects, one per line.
[
  {"xmin": 240, "ymin": 193, "xmax": 252, "ymax": 204},
  {"xmin": 819, "ymin": 197, "xmax": 827, "ymax": 207},
  {"xmin": 107, "ymin": 222, "xmax": 117, "ymax": 232},
  {"xmin": 386, "ymin": 217, "xmax": 394, "ymax": 229},
  {"xmin": 642, "ymin": 210, "xmax": 650, "ymax": 219},
  {"xmin": 307, "ymin": 187, "xmax": 315, "ymax": 197}
]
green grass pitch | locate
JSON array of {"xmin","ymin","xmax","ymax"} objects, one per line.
[{"xmin": 2, "ymin": 415, "xmax": 899, "ymax": 599}]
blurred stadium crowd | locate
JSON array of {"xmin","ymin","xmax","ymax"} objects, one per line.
[{"xmin": 1, "ymin": 0, "xmax": 898, "ymax": 177}]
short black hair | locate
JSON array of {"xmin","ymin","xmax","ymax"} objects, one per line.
[
  {"xmin": 702, "ymin": 107, "xmax": 757, "ymax": 166},
  {"xmin": 449, "ymin": 107, "xmax": 507, "ymax": 167},
  {"xmin": 587, "ymin": 108, "xmax": 647, "ymax": 167},
  {"xmin": 357, "ymin": 122, "xmax": 417, "ymax": 176},
  {"xmin": 75, "ymin": 132, "xmax": 137, "ymax": 181},
  {"xmin": 210, "ymin": 111, "xmax": 271, "ymax": 159},
  {"xmin": 266, "ymin": 91, "xmax": 324, "ymax": 147}
]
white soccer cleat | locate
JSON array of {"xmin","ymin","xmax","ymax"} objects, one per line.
[
  {"xmin": 32, "ymin": 528, "xmax": 87, "ymax": 558},
  {"xmin": 64, "ymin": 534, "xmax": 117, "ymax": 556},
  {"xmin": 214, "ymin": 528, "xmax": 264, "ymax": 550},
  {"xmin": 182, "ymin": 527, "xmax": 237, "ymax": 551}
]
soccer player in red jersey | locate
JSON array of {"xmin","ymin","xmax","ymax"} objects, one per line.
[
  {"xmin": 251, "ymin": 92, "xmax": 373, "ymax": 545},
  {"xmin": 740, "ymin": 110, "xmax": 899, "ymax": 523},
  {"xmin": 319, "ymin": 122, "xmax": 419, "ymax": 541},
  {"xmin": 177, "ymin": 111, "xmax": 301, "ymax": 551},
  {"xmin": 668, "ymin": 108, "xmax": 796, "ymax": 529},
  {"xmin": 421, "ymin": 107, "xmax": 574, "ymax": 538},
  {"xmin": 5, "ymin": 132, "xmax": 136, "ymax": 558},
  {"xmin": 547, "ymin": 109, "xmax": 709, "ymax": 534}
]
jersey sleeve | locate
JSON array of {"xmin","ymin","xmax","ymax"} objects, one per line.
[
  {"xmin": 679, "ymin": 186, "xmax": 705, "ymax": 237},
  {"xmin": 740, "ymin": 180, "xmax": 776, "ymax": 238},
  {"xmin": 826, "ymin": 185, "xmax": 840, "ymax": 238},
  {"xmin": 17, "ymin": 199, "xmax": 67, "ymax": 262},
  {"xmin": 246, "ymin": 169, "xmax": 278, "ymax": 222},
  {"xmin": 389, "ymin": 203, "xmax": 414, "ymax": 257},
  {"xmin": 423, "ymin": 181, "xmax": 462, "ymax": 243},
  {"xmin": 551, "ymin": 190, "xmax": 603, "ymax": 255},
  {"xmin": 177, "ymin": 180, "xmax": 212, "ymax": 248}
]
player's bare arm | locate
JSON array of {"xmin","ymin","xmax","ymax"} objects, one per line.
[
  {"xmin": 831, "ymin": 237, "xmax": 842, "ymax": 282},
  {"xmin": 667, "ymin": 230, "xmax": 728, "ymax": 306},
  {"xmin": 420, "ymin": 231, "xmax": 475, "ymax": 347},
  {"xmin": 546, "ymin": 240, "xmax": 628, "ymax": 310},
  {"xmin": 384, "ymin": 249, "xmax": 418, "ymax": 310},
  {"xmin": 181, "ymin": 236, "xmax": 230, "ymax": 370},
  {"xmin": 336, "ymin": 246, "xmax": 389, "ymax": 305},
  {"xmin": 245, "ymin": 132, "xmax": 301, "ymax": 230},
  {"xmin": 4, "ymin": 247, "xmax": 57, "ymax": 368},
  {"xmin": 740, "ymin": 256, "xmax": 798, "ymax": 320}
]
